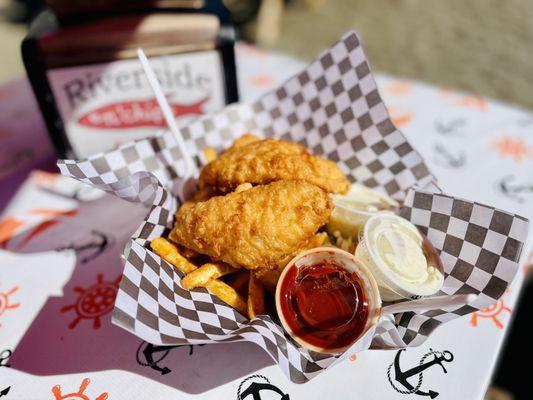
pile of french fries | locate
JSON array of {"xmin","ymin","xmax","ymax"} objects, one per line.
[{"xmin": 151, "ymin": 237, "xmax": 267, "ymax": 319}]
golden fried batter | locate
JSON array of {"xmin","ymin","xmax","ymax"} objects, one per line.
[
  {"xmin": 198, "ymin": 138, "xmax": 350, "ymax": 194},
  {"xmin": 272, "ymin": 231, "xmax": 329, "ymax": 270},
  {"xmin": 229, "ymin": 133, "xmax": 261, "ymax": 149},
  {"xmin": 169, "ymin": 180, "xmax": 333, "ymax": 270},
  {"xmin": 179, "ymin": 186, "xmax": 220, "ymax": 213},
  {"xmin": 254, "ymin": 232, "xmax": 330, "ymax": 292}
]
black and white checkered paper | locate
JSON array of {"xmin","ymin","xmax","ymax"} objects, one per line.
[{"xmin": 57, "ymin": 32, "xmax": 528, "ymax": 383}]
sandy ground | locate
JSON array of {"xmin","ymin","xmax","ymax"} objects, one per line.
[
  {"xmin": 0, "ymin": 0, "xmax": 27, "ymax": 84},
  {"xmin": 252, "ymin": 0, "xmax": 533, "ymax": 111}
]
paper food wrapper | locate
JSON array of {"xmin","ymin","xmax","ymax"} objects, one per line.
[{"xmin": 58, "ymin": 32, "xmax": 529, "ymax": 383}]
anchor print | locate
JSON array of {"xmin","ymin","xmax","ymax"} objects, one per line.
[
  {"xmin": 434, "ymin": 118, "xmax": 467, "ymax": 136},
  {"xmin": 0, "ymin": 387, "xmax": 10, "ymax": 397},
  {"xmin": 237, "ymin": 375, "xmax": 290, "ymax": 400},
  {"xmin": 433, "ymin": 144, "xmax": 466, "ymax": 169},
  {"xmin": 0, "ymin": 349, "xmax": 11, "ymax": 368},
  {"xmin": 387, "ymin": 348, "xmax": 454, "ymax": 398},
  {"xmin": 56, "ymin": 230, "xmax": 112, "ymax": 264},
  {"xmin": 515, "ymin": 116, "xmax": 533, "ymax": 127},
  {"xmin": 496, "ymin": 175, "xmax": 533, "ymax": 203},
  {"xmin": 135, "ymin": 341, "xmax": 206, "ymax": 375}
]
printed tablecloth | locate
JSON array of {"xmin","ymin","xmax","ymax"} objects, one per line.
[{"xmin": 0, "ymin": 43, "xmax": 532, "ymax": 400}]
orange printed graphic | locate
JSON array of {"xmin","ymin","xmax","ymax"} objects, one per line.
[
  {"xmin": 492, "ymin": 136, "xmax": 532, "ymax": 162},
  {"xmin": 470, "ymin": 298, "xmax": 511, "ymax": 329},
  {"xmin": 52, "ymin": 378, "xmax": 108, "ymax": 400},
  {"xmin": 0, "ymin": 208, "xmax": 77, "ymax": 249},
  {"xmin": 0, "ymin": 285, "xmax": 20, "ymax": 327},
  {"xmin": 388, "ymin": 105, "xmax": 413, "ymax": 127},
  {"xmin": 29, "ymin": 208, "xmax": 77, "ymax": 217},
  {"xmin": 31, "ymin": 170, "xmax": 59, "ymax": 187},
  {"xmin": 385, "ymin": 81, "xmax": 412, "ymax": 96},
  {"xmin": 0, "ymin": 217, "xmax": 25, "ymax": 244},
  {"xmin": 249, "ymin": 74, "xmax": 275, "ymax": 88},
  {"xmin": 238, "ymin": 43, "xmax": 266, "ymax": 59},
  {"xmin": 523, "ymin": 251, "xmax": 533, "ymax": 274},
  {"xmin": 440, "ymin": 89, "xmax": 487, "ymax": 111},
  {"xmin": 61, "ymin": 274, "xmax": 120, "ymax": 329},
  {"xmin": 17, "ymin": 220, "xmax": 61, "ymax": 249},
  {"xmin": 349, "ymin": 354, "xmax": 357, "ymax": 362},
  {"xmin": 455, "ymin": 96, "xmax": 487, "ymax": 111}
]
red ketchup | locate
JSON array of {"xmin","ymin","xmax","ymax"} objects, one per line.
[{"xmin": 279, "ymin": 261, "xmax": 369, "ymax": 351}]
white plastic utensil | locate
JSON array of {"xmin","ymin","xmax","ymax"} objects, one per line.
[
  {"xmin": 381, "ymin": 293, "xmax": 478, "ymax": 315},
  {"xmin": 137, "ymin": 48, "xmax": 197, "ymax": 179}
]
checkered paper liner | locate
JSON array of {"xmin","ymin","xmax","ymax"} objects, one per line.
[{"xmin": 57, "ymin": 32, "xmax": 529, "ymax": 383}]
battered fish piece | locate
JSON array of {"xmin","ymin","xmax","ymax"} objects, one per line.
[
  {"xmin": 229, "ymin": 133, "xmax": 261, "ymax": 149},
  {"xmin": 169, "ymin": 180, "xmax": 333, "ymax": 270},
  {"xmin": 198, "ymin": 138, "xmax": 350, "ymax": 194},
  {"xmin": 179, "ymin": 186, "xmax": 220, "ymax": 213}
]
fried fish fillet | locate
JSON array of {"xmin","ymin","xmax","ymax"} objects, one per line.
[
  {"xmin": 228, "ymin": 133, "xmax": 261, "ymax": 149},
  {"xmin": 179, "ymin": 186, "xmax": 220, "ymax": 213},
  {"xmin": 254, "ymin": 232, "xmax": 330, "ymax": 292},
  {"xmin": 198, "ymin": 138, "xmax": 350, "ymax": 194},
  {"xmin": 169, "ymin": 180, "xmax": 333, "ymax": 270}
]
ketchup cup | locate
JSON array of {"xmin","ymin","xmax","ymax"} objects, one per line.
[{"xmin": 275, "ymin": 247, "xmax": 382, "ymax": 355}]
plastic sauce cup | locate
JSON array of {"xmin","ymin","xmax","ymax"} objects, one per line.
[
  {"xmin": 275, "ymin": 247, "xmax": 381, "ymax": 354},
  {"xmin": 355, "ymin": 214, "xmax": 444, "ymax": 301},
  {"xmin": 327, "ymin": 184, "xmax": 398, "ymax": 240}
]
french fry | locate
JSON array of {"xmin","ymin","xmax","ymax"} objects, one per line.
[
  {"xmin": 150, "ymin": 237, "xmax": 198, "ymax": 275},
  {"xmin": 234, "ymin": 182, "xmax": 253, "ymax": 193},
  {"xmin": 182, "ymin": 262, "xmax": 238, "ymax": 290},
  {"xmin": 255, "ymin": 268, "xmax": 280, "ymax": 293},
  {"xmin": 228, "ymin": 270, "xmax": 250, "ymax": 293},
  {"xmin": 202, "ymin": 147, "xmax": 217, "ymax": 162},
  {"xmin": 247, "ymin": 272, "xmax": 266, "ymax": 319},
  {"xmin": 205, "ymin": 279, "xmax": 248, "ymax": 316}
]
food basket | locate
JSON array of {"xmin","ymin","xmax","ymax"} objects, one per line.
[{"xmin": 57, "ymin": 32, "xmax": 528, "ymax": 383}]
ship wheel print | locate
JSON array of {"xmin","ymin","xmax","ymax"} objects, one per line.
[
  {"xmin": 51, "ymin": 378, "xmax": 108, "ymax": 400},
  {"xmin": 61, "ymin": 274, "xmax": 121, "ymax": 329},
  {"xmin": 0, "ymin": 285, "xmax": 20, "ymax": 327},
  {"xmin": 470, "ymin": 298, "xmax": 511, "ymax": 329}
]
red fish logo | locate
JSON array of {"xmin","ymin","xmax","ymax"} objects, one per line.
[{"xmin": 78, "ymin": 97, "xmax": 209, "ymax": 129}]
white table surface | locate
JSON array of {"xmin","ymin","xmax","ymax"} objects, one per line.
[{"xmin": 0, "ymin": 42, "xmax": 531, "ymax": 400}]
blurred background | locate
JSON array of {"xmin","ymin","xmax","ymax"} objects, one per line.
[
  {"xmin": 2, "ymin": 0, "xmax": 533, "ymax": 110},
  {"xmin": 0, "ymin": 1, "xmax": 530, "ymax": 400}
]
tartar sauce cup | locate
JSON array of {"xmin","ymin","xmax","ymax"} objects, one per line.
[
  {"xmin": 355, "ymin": 214, "xmax": 444, "ymax": 301},
  {"xmin": 275, "ymin": 247, "xmax": 381, "ymax": 355},
  {"xmin": 327, "ymin": 184, "xmax": 399, "ymax": 240}
]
